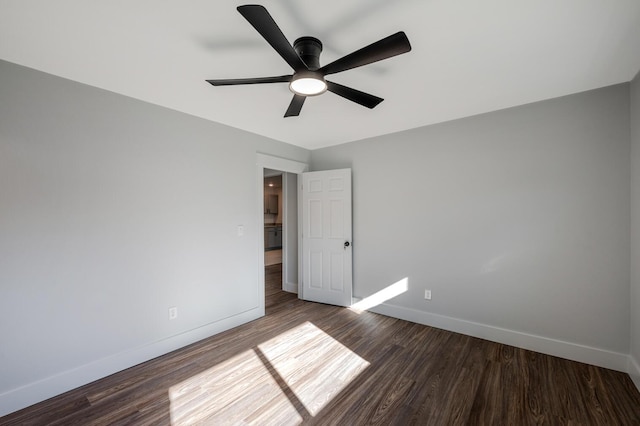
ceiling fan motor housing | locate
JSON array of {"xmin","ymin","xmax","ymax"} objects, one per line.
[{"xmin": 293, "ymin": 36, "xmax": 323, "ymax": 70}]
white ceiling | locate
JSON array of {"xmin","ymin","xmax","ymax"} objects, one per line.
[{"xmin": 1, "ymin": 1, "xmax": 639, "ymax": 150}]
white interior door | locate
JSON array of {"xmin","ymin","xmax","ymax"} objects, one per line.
[{"xmin": 301, "ymin": 168, "xmax": 352, "ymax": 306}]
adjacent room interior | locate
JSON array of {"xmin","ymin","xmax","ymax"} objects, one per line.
[{"xmin": 1, "ymin": 1, "xmax": 640, "ymax": 423}]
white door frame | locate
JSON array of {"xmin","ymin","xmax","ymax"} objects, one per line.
[{"xmin": 256, "ymin": 153, "xmax": 309, "ymax": 316}]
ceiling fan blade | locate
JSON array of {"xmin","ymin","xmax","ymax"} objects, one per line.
[
  {"xmin": 319, "ymin": 31, "xmax": 411, "ymax": 76},
  {"xmin": 284, "ymin": 95, "xmax": 306, "ymax": 117},
  {"xmin": 326, "ymin": 81, "xmax": 383, "ymax": 109},
  {"xmin": 237, "ymin": 5, "xmax": 307, "ymax": 72},
  {"xmin": 206, "ymin": 75, "xmax": 292, "ymax": 86}
]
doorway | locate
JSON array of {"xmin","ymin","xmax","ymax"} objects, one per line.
[
  {"xmin": 263, "ymin": 169, "xmax": 299, "ymax": 300},
  {"xmin": 263, "ymin": 170, "xmax": 283, "ymax": 298},
  {"xmin": 256, "ymin": 153, "xmax": 308, "ymax": 316}
]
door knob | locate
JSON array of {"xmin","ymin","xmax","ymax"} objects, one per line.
[{"xmin": 344, "ymin": 241, "xmax": 350, "ymax": 248}]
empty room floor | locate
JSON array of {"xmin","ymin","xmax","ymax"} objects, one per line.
[{"xmin": 2, "ymin": 264, "xmax": 640, "ymax": 424}]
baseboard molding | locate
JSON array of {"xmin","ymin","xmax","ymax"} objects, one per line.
[
  {"xmin": 283, "ymin": 281, "xmax": 298, "ymax": 294},
  {"xmin": 629, "ymin": 355, "xmax": 640, "ymax": 393},
  {"xmin": 368, "ymin": 302, "xmax": 629, "ymax": 373},
  {"xmin": 0, "ymin": 307, "xmax": 263, "ymax": 417}
]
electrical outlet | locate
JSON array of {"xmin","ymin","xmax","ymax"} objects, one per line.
[
  {"xmin": 168, "ymin": 307, "xmax": 178, "ymax": 320},
  {"xmin": 424, "ymin": 290, "xmax": 432, "ymax": 300},
  {"xmin": 237, "ymin": 225, "xmax": 244, "ymax": 236}
]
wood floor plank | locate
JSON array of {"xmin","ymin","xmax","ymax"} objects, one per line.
[{"xmin": 2, "ymin": 263, "xmax": 640, "ymax": 425}]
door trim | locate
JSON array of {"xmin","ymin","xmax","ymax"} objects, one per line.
[{"xmin": 256, "ymin": 153, "xmax": 309, "ymax": 315}]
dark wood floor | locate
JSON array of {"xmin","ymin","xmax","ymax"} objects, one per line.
[{"xmin": 2, "ymin": 263, "xmax": 640, "ymax": 425}]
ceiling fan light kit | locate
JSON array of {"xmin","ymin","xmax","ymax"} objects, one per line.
[
  {"xmin": 289, "ymin": 73, "xmax": 327, "ymax": 96},
  {"xmin": 206, "ymin": 4, "xmax": 412, "ymax": 117}
]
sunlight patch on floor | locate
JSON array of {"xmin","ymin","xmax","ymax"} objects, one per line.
[
  {"xmin": 349, "ymin": 277, "xmax": 409, "ymax": 313},
  {"xmin": 168, "ymin": 349, "xmax": 302, "ymax": 425},
  {"xmin": 168, "ymin": 322, "xmax": 369, "ymax": 424},
  {"xmin": 257, "ymin": 321, "xmax": 370, "ymax": 416}
]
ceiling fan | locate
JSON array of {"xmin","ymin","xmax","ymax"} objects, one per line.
[{"xmin": 206, "ymin": 5, "xmax": 412, "ymax": 117}]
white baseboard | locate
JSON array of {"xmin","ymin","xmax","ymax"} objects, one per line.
[
  {"xmin": 368, "ymin": 302, "xmax": 629, "ymax": 373},
  {"xmin": 629, "ymin": 355, "xmax": 640, "ymax": 393},
  {"xmin": 283, "ymin": 281, "xmax": 298, "ymax": 294},
  {"xmin": 0, "ymin": 307, "xmax": 263, "ymax": 418}
]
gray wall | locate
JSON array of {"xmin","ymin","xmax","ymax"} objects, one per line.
[
  {"xmin": 311, "ymin": 84, "xmax": 631, "ymax": 368},
  {"xmin": 0, "ymin": 60, "xmax": 309, "ymax": 415},
  {"xmin": 631, "ymin": 70, "xmax": 640, "ymax": 388}
]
